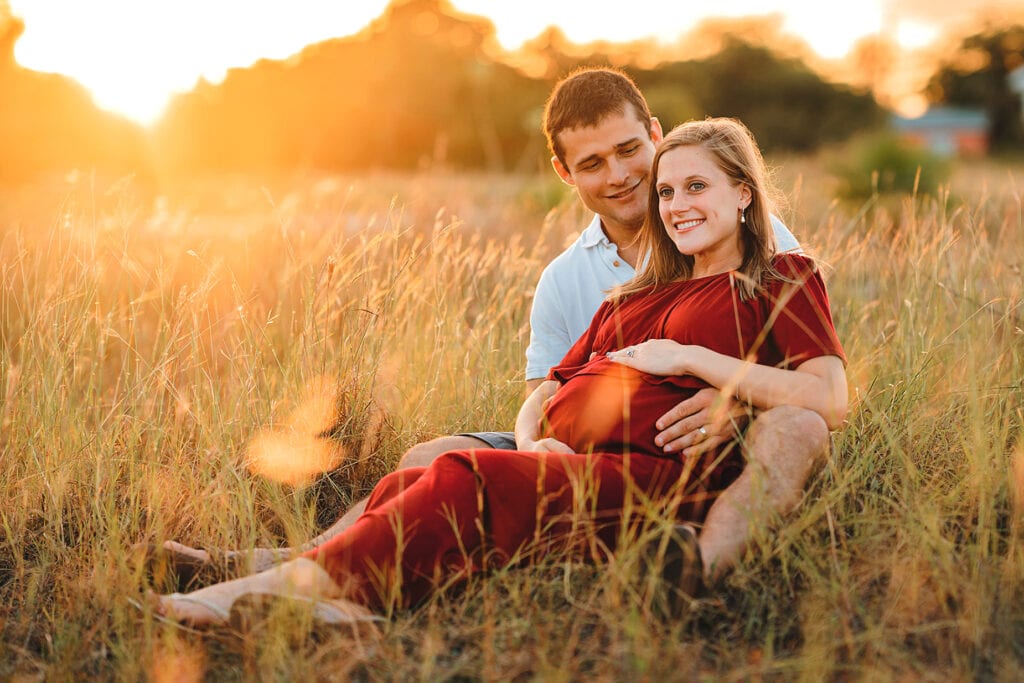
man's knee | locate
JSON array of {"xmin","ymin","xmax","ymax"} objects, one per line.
[
  {"xmin": 397, "ymin": 435, "xmax": 495, "ymax": 470},
  {"xmin": 745, "ymin": 406, "xmax": 830, "ymax": 488},
  {"xmin": 751, "ymin": 406, "xmax": 828, "ymax": 454},
  {"xmin": 733, "ymin": 407, "xmax": 828, "ymax": 517}
]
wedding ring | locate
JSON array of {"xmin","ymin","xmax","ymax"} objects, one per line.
[
  {"xmin": 698, "ymin": 426, "xmax": 708, "ymax": 438},
  {"xmin": 626, "ymin": 349, "xmax": 634, "ymax": 357}
]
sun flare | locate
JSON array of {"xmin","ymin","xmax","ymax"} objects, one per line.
[
  {"xmin": 7, "ymin": 0, "xmax": 391, "ymax": 124},
  {"xmin": 5, "ymin": 0, "xmax": 971, "ymax": 126}
]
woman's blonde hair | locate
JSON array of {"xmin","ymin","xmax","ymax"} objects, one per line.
[{"xmin": 614, "ymin": 117, "xmax": 782, "ymax": 301}]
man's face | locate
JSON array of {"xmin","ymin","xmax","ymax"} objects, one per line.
[{"xmin": 552, "ymin": 106, "xmax": 662, "ymax": 236}]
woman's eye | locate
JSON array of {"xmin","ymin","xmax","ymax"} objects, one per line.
[
  {"xmin": 688, "ymin": 182, "xmax": 706, "ymax": 192},
  {"xmin": 658, "ymin": 187, "xmax": 673, "ymax": 198}
]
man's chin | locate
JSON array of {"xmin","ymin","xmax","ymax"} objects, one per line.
[
  {"xmin": 619, "ymin": 211, "xmax": 646, "ymax": 232},
  {"xmin": 590, "ymin": 202, "xmax": 645, "ymax": 232}
]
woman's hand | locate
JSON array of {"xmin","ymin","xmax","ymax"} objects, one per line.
[
  {"xmin": 517, "ymin": 436, "xmax": 575, "ymax": 454},
  {"xmin": 515, "ymin": 380, "xmax": 576, "ymax": 454},
  {"xmin": 605, "ymin": 339, "xmax": 697, "ymax": 377}
]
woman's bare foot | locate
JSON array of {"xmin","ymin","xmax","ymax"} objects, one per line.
[
  {"xmin": 150, "ymin": 558, "xmax": 352, "ymax": 628},
  {"xmin": 150, "ymin": 590, "xmax": 231, "ymax": 627}
]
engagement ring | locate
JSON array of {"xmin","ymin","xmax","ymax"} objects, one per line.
[
  {"xmin": 626, "ymin": 349, "xmax": 634, "ymax": 357},
  {"xmin": 698, "ymin": 426, "xmax": 708, "ymax": 438}
]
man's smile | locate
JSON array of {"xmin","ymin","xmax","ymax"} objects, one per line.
[{"xmin": 606, "ymin": 178, "xmax": 644, "ymax": 200}]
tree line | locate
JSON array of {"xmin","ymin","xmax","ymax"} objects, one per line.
[{"xmin": 1, "ymin": 0, "xmax": 1020, "ymax": 185}]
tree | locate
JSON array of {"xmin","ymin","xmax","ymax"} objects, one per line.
[
  {"xmin": 925, "ymin": 25, "xmax": 1024, "ymax": 151},
  {"xmin": 153, "ymin": 0, "xmax": 546, "ymax": 175},
  {"xmin": 636, "ymin": 39, "xmax": 884, "ymax": 152}
]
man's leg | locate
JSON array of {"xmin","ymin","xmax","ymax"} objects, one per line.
[{"xmin": 696, "ymin": 406, "xmax": 830, "ymax": 583}]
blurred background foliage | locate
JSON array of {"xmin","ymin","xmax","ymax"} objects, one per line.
[
  {"xmin": 0, "ymin": 0, "xmax": 1021, "ymax": 186},
  {"xmin": 925, "ymin": 24, "xmax": 1024, "ymax": 153},
  {"xmin": 827, "ymin": 132, "xmax": 952, "ymax": 201}
]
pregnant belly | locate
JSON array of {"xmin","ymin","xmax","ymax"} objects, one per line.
[{"xmin": 542, "ymin": 365, "xmax": 692, "ymax": 457}]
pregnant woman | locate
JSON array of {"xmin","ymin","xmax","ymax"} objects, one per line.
[{"xmin": 152, "ymin": 117, "xmax": 847, "ymax": 627}]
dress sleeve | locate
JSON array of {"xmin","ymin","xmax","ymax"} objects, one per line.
[
  {"xmin": 763, "ymin": 255, "xmax": 846, "ymax": 367},
  {"xmin": 547, "ymin": 299, "xmax": 615, "ymax": 383}
]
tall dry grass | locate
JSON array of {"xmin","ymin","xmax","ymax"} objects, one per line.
[{"xmin": 0, "ymin": 162, "xmax": 1021, "ymax": 680}]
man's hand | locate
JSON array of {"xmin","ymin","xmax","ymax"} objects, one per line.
[{"xmin": 654, "ymin": 387, "xmax": 750, "ymax": 456}]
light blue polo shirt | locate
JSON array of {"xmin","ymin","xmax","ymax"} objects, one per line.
[{"xmin": 524, "ymin": 214, "xmax": 800, "ymax": 380}]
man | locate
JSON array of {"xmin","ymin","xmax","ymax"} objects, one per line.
[{"xmin": 160, "ymin": 67, "xmax": 829, "ymax": 591}]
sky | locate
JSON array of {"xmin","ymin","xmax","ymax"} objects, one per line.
[{"xmin": 6, "ymin": 0, "xmax": 1022, "ymax": 125}]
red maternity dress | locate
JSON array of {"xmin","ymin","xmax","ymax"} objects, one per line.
[{"xmin": 304, "ymin": 254, "xmax": 845, "ymax": 611}]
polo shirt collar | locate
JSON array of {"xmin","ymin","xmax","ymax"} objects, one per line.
[{"xmin": 580, "ymin": 214, "xmax": 609, "ymax": 248}]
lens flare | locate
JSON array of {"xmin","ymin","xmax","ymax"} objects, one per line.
[
  {"xmin": 244, "ymin": 376, "xmax": 348, "ymax": 487},
  {"xmin": 149, "ymin": 638, "xmax": 205, "ymax": 683}
]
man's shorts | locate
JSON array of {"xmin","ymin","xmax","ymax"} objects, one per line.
[{"xmin": 455, "ymin": 431, "xmax": 517, "ymax": 450}]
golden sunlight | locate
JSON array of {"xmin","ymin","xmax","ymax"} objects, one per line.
[
  {"xmin": 6, "ymin": 0, "xmax": 978, "ymax": 126},
  {"xmin": 8, "ymin": 0, "xmax": 391, "ymax": 124}
]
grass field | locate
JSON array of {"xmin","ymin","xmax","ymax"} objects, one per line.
[{"xmin": 1, "ymin": 158, "xmax": 1022, "ymax": 680}]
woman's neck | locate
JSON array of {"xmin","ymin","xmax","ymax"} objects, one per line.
[
  {"xmin": 689, "ymin": 235, "xmax": 744, "ymax": 278},
  {"xmin": 691, "ymin": 254, "xmax": 742, "ymax": 279}
]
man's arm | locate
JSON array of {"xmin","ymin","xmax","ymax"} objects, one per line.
[{"xmin": 524, "ymin": 267, "xmax": 573, "ymax": 388}]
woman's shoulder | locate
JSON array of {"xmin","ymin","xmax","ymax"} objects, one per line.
[
  {"xmin": 770, "ymin": 251, "xmax": 818, "ymax": 277},
  {"xmin": 760, "ymin": 252, "xmax": 830, "ymax": 300}
]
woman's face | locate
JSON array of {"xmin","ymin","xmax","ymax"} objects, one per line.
[{"xmin": 655, "ymin": 144, "xmax": 750, "ymax": 268}]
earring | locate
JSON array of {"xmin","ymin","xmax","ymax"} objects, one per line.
[{"xmin": 740, "ymin": 207, "xmax": 746, "ymax": 224}]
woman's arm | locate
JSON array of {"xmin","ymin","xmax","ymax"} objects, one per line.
[
  {"xmin": 514, "ymin": 380, "xmax": 575, "ymax": 453},
  {"xmin": 607, "ymin": 341, "xmax": 848, "ymax": 430}
]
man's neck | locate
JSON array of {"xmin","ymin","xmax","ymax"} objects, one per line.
[{"xmin": 600, "ymin": 218, "xmax": 643, "ymax": 268}]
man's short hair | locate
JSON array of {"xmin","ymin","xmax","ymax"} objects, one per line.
[{"xmin": 543, "ymin": 67, "xmax": 654, "ymax": 168}]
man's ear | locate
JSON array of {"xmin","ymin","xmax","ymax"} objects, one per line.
[
  {"xmin": 551, "ymin": 155, "xmax": 575, "ymax": 186},
  {"xmin": 650, "ymin": 116, "xmax": 664, "ymax": 145}
]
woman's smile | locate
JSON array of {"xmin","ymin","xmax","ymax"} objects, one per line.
[{"xmin": 672, "ymin": 217, "xmax": 705, "ymax": 232}]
